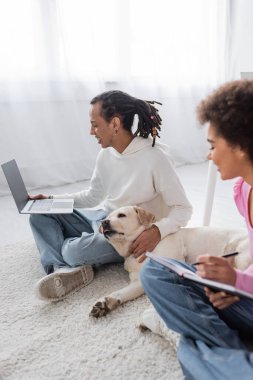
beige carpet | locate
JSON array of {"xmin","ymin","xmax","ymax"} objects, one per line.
[{"xmin": 0, "ymin": 241, "xmax": 183, "ymax": 380}]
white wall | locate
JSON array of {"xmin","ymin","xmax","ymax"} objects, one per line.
[
  {"xmin": 0, "ymin": 83, "xmax": 208, "ymax": 196},
  {"xmin": 229, "ymin": 0, "xmax": 253, "ymax": 79},
  {"xmin": 2, "ymin": 0, "xmax": 253, "ymax": 195}
]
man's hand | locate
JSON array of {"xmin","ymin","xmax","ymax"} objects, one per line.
[
  {"xmin": 204, "ymin": 287, "xmax": 240, "ymax": 309},
  {"xmin": 28, "ymin": 194, "xmax": 49, "ymax": 200},
  {"xmin": 130, "ymin": 225, "xmax": 161, "ymax": 263}
]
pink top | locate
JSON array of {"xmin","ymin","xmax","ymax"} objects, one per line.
[{"xmin": 234, "ymin": 177, "xmax": 253, "ymax": 293}]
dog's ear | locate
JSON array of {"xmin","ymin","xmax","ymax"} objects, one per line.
[{"xmin": 134, "ymin": 206, "xmax": 156, "ymax": 227}]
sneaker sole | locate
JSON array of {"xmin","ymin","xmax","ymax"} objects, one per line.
[{"xmin": 36, "ymin": 266, "xmax": 94, "ymax": 302}]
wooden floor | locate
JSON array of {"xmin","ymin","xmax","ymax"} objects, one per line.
[{"xmin": 0, "ymin": 161, "xmax": 246, "ymax": 247}]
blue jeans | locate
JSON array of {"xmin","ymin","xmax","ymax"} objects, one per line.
[
  {"xmin": 140, "ymin": 259, "xmax": 253, "ymax": 380},
  {"xmin": 30, "ymin": 208, "xmax": 123, "ymax": 274}
]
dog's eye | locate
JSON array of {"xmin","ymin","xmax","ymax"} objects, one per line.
[{"xmin": 118, "ymin": 213, "xmax": 126, "ymax": 218}]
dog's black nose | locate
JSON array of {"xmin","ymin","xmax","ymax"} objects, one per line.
[{"xmin": 101, "ymin": 219, "xmax": 110, "ymax": 229}]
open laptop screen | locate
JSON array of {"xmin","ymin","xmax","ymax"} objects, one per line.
[{"xmin": 1, "ymin": 159, "xmax": 29, "ymax": 213}]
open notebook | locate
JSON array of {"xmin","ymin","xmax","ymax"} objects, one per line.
[{"xmin": 146, "ymin": 252, "xmax": 253, "ymax": 300}]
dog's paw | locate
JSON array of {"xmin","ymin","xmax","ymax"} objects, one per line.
[
  {"xmin": 89, "ymin": 300, "xmax": 110, "ymax": 318},
  {"xmin": 89, "ymin": 297, "xmax": 120, "ymax": 318}
]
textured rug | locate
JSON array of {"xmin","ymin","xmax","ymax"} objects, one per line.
[{"xmin": 0, "ymin": 241, "xmax": 182, "ymax": 380}]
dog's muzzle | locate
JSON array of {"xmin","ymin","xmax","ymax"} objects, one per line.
[
  {"xmin": 101, "ymin": 219, "xmax": 115, "ymax": 239},
  {"xmin": 100, "ymin": 219, "xmax": 124, "ymax": 239}
]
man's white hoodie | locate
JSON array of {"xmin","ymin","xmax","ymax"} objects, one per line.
[{"xmin": 53, "ymin": 137, "xmax": 192, "ymax": 239}]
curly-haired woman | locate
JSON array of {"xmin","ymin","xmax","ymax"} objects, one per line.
[{"xmin": 141, "ymin": 80, "xmax": 253, "ymax": 380}]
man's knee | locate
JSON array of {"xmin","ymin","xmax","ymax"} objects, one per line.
[
  {"xmin": 29, "ymin": 213, "xmax": 43, "ymax": 227},
  {"xmin": 29, "ymin": 213, "xmax": 37, "ymax": 225},
  {"xmin": 61, "ymin": 241, "xmax": 82, "ymax": 266},
  {"xmin": 61, "ymin": 235, "xmax": 98, "ymax": 266}
]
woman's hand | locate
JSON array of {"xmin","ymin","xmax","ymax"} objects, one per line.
[
  {"xmin": 196, "ymin": 255, "xmax": 237, "ymax": 285},
  {"xmin": 28, "ymin": 194, "xmax": 49, "ymax": 200},
  {"xmin": 130, "ymin": 225, "xmax": 161, "ymax": 263},
  {"xmin": 196, "ymin": 255, "xmax": 239, "ymax": 309},
  {"xmin": 204, "ymin": 287, "xmax": 240, "ymax": 309}
]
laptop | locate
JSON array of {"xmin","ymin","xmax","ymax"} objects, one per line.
[{"xmin": 1, "ymin": 159, "xmax": 74, "ymax": 214}]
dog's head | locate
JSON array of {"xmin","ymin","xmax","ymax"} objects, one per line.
[{"xmin": 99, "ymin": 206, "xmax": 155, "ymax": 257}]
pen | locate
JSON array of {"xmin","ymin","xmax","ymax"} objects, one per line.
[{"xmin": 193, "ymin": 251, "xmax": 239, "ymax": 266}]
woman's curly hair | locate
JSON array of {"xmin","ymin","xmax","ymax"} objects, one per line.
[{"xmin": 197, "ymin": 79, "xmax": 253, "ymax": 163}]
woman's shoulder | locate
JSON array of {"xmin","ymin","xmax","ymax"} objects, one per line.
[
  {"xmin": 233, "ymin": 177, "xmax": 250, "ymax": 196},
  {"xmin": 233, "ymin": 177, "xmax": 250, "ymax": 215}
]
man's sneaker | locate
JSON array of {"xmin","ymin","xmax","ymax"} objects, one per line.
[{"xmin": 35, "ymin": 265, "xmax": 94, "ymax": 301}]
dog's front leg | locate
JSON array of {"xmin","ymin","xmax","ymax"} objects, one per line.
[{"xmin": 90, "ymin": 274, "xmax": 144, "ymax": 318}]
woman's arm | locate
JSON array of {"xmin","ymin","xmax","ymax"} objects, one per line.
[
  {"xmin": 235, "ymin": 265, "xmax": 253, "ymax": 293},
  {"xmin": 195, "ymin": 255, "xmax": 253, "ymax": 309}
]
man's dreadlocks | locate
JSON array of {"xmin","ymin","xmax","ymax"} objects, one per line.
[{"xmin": 90, "ymin": 90, "xmax": 162, "ymax": 147}]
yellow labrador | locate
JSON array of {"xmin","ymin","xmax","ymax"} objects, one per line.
[{"xmin": 90, "ymin": 206, "xmax": 250, "ymax": 318}]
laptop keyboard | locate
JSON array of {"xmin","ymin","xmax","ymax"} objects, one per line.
[{"xmin": 29, "ymin": 199, "xmax": 54, "ymax": 211}]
